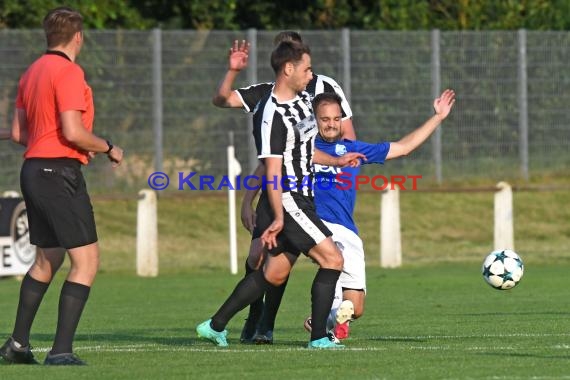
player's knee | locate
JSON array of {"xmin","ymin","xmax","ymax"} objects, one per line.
[
  {"xmin": 264, "ymin": 273, "xmax": 286, "ymax": 286},
  {"xmin": 317, "ymin": 254, "xmax": 343, "ymax": 270},
  {"xmin": 330, "ymin": 252, "xmax": 344, "ymax": 270},
  {"xmin": 353, "ymin": 307, "xmax": 364, "ymax": 319}
]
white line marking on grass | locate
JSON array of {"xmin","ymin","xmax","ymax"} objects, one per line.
[
  {"xmin": 373, "ymin": 332, "xmax": 570, "ymax": 340},
  {"xmin": 31, "ymin": 343, "xmax": 389, "ymax": 353},
  {"xmin": 27, "ymin": 333, "xmax": 570, "ymax": 354}
]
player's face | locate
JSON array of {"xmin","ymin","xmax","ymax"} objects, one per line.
[
  {"xmin": 316, "ymin": 102, "xmax": 342, "ymax": 142},
  {"xmin": 292, "ymin": 53, "xmax": 313, "ymax": 92}
]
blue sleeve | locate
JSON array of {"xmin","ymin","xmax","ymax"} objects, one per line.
[{"xmin": 349, "ymin": 140, "xmax": 390, "ymax": 164}]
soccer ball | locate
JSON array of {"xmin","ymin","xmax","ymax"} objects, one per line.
[{"xmin": 482, "ymin": 249, "xmax": 524, "ymax": 290}]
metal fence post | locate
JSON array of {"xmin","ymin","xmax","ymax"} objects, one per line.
[
  {"xmin": 152, "ymin": 28, "xmax": 163, "ymax": 173},
  {"xmin": 431, "ymin": 29, "xmax": 442, "ymax": 184},
  {"xmin": 246, "ymin": 28, "xmax": 258, "ymax": 174},
  {"xmin": 342, "ymin": 28, "xmax": 351, "ymax": 104},
  {"xmin": 518, "ymin": 29, "xmax": 529, "ymax": 181}
]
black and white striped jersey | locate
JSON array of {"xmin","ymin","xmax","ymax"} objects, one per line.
[
  {"xmin": 253, "ymin": 89, "xmax": 318, "ymax": 198},
  {"xmin": 236, "ymin": 74, "xmax": 352, "ymax": 120}
]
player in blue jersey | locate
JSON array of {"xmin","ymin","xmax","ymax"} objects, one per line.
[{"xmin": 303, "ymin": 89, "xmax": 455, "ymax": 339}]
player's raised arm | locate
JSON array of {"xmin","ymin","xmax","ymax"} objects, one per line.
[
  {"xmin": 386, "ymin": 89, "xmax": 455, "ymax": 160},
  {"xmin": 212, "ymin": 40, "xmax": 250, "ymax": 108}
]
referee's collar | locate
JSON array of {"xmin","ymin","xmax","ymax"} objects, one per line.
[{"xmin": 45, "ymin": 50, "xmax": 72, "ymax": 61}]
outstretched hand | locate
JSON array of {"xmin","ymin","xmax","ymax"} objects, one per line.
[
  {"xmin": 433, "ymin": 89, "xmax": 456, "ymax": 119},
  {"xmin": 338, "ymin": 152, "xmax": 367, "ymax": 168},
  {"xmin": 228, "ymin": 40, "xmax": 249, "ymax": 71}
]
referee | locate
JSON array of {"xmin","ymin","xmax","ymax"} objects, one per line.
[{"xmin": 0, "ymin": 7, "xmax": 123, "ymax": 366}]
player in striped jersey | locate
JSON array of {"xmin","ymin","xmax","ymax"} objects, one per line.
[
  {"xmin": 213, "ymin": 32, "xmax": 358, "ymax": 344},
  {"xmin": 213, "ymin": 31, "xmax": 355, "ymax": 140},
  {"xmin": 197, "ymin": 40, "xmax": 365, "ymax": 349}
]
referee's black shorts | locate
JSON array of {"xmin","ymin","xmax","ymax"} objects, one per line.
[
  {"xmin": 254, "ymin": 191, "xmax": 332, "ymax": 256},
  {"xmin": 20, "ymin": 158, "xmax": 98, "ymax": 249}
]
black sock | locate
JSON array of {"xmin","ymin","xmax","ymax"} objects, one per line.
[
  {"xmin": 310, "ymin": 268, "xmax": 341, "ymax": 341},
  {"xmin": 12, "ymin": 273, "xmax": 50, "ymax": 347},
  {"xmin": 211, "ymin": 270, "xmax": 270, "ymax": 332},
  {"xmin": 51, "ymin": 281, "xmax": 90, "ymax": 355},
  {"xmin": 245, "ymin": 262, "xmax": 264, "ymax": 322},
  {"xmin": 258, "ymin": 276, "xmax": 289, "ymax": 332}
]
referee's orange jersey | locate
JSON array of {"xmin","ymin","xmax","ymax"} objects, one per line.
[{"xmin": 16, "ymin": 53, "xmax": 94, "ymax": 164}]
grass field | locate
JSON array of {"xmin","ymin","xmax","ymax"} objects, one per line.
[
  {"xmin": 1, "ymin": 189, "xmax": 569, "ymax": 378},
  {"xmin": 1, "ymin": 265, "xmax": 569, "ymax": 379},
  {"xmin": 92, "ymin": 189, "xmax": 570, "ymax": 273}
]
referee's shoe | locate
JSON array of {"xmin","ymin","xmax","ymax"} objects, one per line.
[{"xmin": 0, "ymin": 337, "xmax": 38, "ymax": 364}]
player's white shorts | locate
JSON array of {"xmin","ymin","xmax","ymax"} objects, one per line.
[{"xmin": 323, "ymin": 220, "xmax": 366, "ymax": 292}]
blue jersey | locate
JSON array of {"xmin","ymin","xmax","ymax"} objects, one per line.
[{"xmin": 313, "ymin": 136, "xmax": 390, "ymax": 234}]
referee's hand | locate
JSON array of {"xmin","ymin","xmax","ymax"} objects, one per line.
[{"xmin": 107, "ymin": 145, "xmax": 124, "ymax": 167}]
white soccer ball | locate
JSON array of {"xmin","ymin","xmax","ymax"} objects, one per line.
[{"xmin": 482, "ymin": 249, "xmax": 524, "ymax": 290}]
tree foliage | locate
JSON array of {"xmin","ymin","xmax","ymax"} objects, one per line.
[
  {"xmin": 1, "ymin": 0, "xmax": 568, "ymax": 30},
  {"xmin": 0, "ymin": 0, "xmax": 150, "ymax": 29}
]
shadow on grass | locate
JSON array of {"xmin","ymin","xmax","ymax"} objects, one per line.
[{"xmin": 2, "ymin": 328, "xmax": 307, "ymax": 348}]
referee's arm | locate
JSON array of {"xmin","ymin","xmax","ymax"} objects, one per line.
[
  {"xmin": 11, "ymin": 108, "xmax": 28, "ymax": 145},
  {"xmin": 60, "ymin": 110, "xmax": 124, "ymax": 166}
]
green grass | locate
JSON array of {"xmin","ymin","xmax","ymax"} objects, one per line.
[
  {"xmin": 92, "ymin": 189, "xmax": 570, "ymax": 274},
  {"xmin": 1, "ymin": 264, "xmax": 569, "ymax": 379},
  {"xmin": 1, "ymin": 189, "xmax": 569, "ymax": 378}
]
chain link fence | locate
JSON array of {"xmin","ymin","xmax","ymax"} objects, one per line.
[{"xmin": 1, "ymin": 30, "xmax": 568, "ymax": 194}]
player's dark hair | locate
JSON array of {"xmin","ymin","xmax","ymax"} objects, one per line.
[
  {"xmin": 270, "ymin": 40, "xmax": 311, "ymax": 74},
  {"xmin": 312, "ymin": 92, "xmax": 342, "ymax": 114},
  {"xmin": 43, "ymin": 7, "xmax": 83, "ymax": 48},
  {"xmin": 273, "ymin": 31, "xmax": 302, "ymax": 46}
]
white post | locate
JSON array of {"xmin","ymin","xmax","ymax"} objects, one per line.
[
  {"xmin": 227, "ymin": 132, "xmax": 242, "ymax": 275},
  {"xmin": 2, "ymin": 191, "xmax": 20, "ymax": 198},
  {"xmin": 137, "ymin": 189, "xmax": 158, "ymax": 277},
  {"xmin": 380, "ymin": 188, "xmax": 402, "ymax": 268},
  {"xmin": 494, "ymin": 181, "xmax": 514, "ymax": 250}
]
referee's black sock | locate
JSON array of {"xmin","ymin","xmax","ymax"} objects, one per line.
[
  {"xmin": 244, "ymin": 262, "xmax": 264, "ymax": 323},
  {"xmin": 258, "ymin": 275, "xmax": 289, "ymax": 332},
  {"xmin": 310, "ymin": 268, "xmax": 341, "ymax": 341},
  {"xmin": 12, "ymin": 273, "xmax": 50, "ymax": 347},
  {"xmin": 211, "ymin": 270, "xmax": 270, "ymax": 332},
  {"xmin": 51, "ymin": 281, "xmax": 90, "ymax": 355}
]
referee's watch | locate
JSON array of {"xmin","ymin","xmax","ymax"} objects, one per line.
[{"xmin": 105, "ymin": 140, "xmax": 114, "ymax": 154}]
